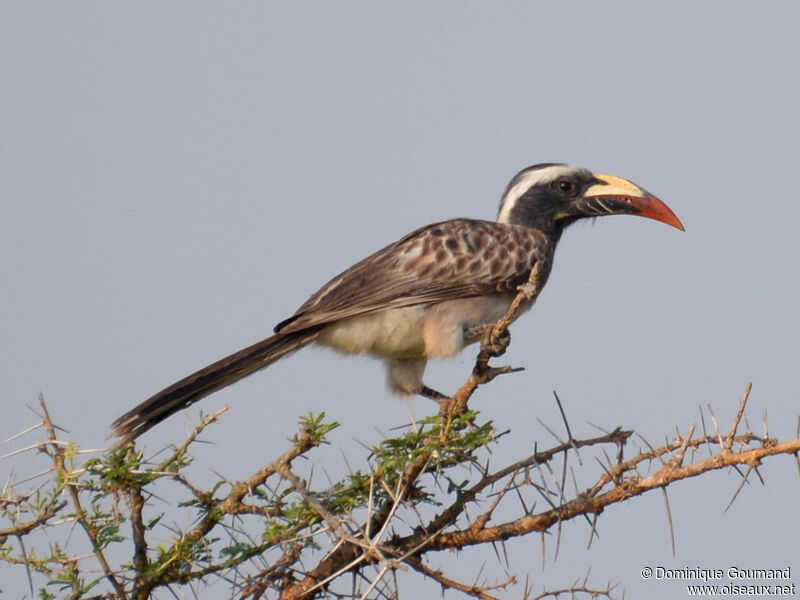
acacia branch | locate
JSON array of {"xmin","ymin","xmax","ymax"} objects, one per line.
[
  {"xmin": 405, "ymin": 555, "xmax": 514, "ymax": 600},
  {"xmin": 396, "ymin": 433, "xmax": 800, "ymax": 554},
  {"xmin": 279, "ymin": 266, "xmax": 567, "ymax": 599},
  {"xmin": 37, "ymin": 395, "xmax": 129, "ymax": 600},
  {"xmin": 0, "ymin": 499, "xmax": 66, "ymax": 538},
  {"xmin": 4, "ymin": 281, "xmax": 798, "ymax": 600}
]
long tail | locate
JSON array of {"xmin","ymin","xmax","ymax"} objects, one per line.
[{"xmin": 110, "ymin": 328, "xmax": 322, "ymax": 449}]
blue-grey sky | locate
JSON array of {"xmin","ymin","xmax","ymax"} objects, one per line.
[{"xmin": 3, "ymin": 3, "xmax": 799, "ymax": 598}]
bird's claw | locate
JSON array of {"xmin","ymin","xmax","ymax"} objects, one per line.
[
  {"xmin": 420, "ymin": 384, "xmax": 451, "ymax": 407},
  {"xmin": 484, "ymin": 327, "xmax": 510, "ymax": 357},
  {"xmin": 465, "ymin": 323, "xmax": 511, "ymax": 357}
]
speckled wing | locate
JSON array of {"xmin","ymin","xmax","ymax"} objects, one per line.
[{"xmin": 275, "ymin": 219, "xmax": 553, "ymax": 334}]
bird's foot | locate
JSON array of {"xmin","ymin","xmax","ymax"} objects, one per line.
[
  {"xmin": 465, "ymin": 324, "xmax": 511, "ymax": 357},
  {"xmin": 476, "ymin": 325, "xmax": 511, "ymax": 357},
  {"xmin": 486, "ymin": 328, "xmax": 510, "ymax": 357},
  {"xmin": 420, "ymin": 384, "xmax": 451, "ymax": 407}
]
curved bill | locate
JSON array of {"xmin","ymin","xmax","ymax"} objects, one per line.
[{"xmin": 582, "ymin": 173, "xmax": 685, "ymax": 231}]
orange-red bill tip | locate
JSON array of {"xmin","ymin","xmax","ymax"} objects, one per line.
[{"xmin": 634, "ymin": 195, "xmax": 685, "ymax": 231}]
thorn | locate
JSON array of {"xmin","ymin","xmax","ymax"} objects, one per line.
[
  {"xmin": 725, "ymin": 382, "xmax": 752, "ymax": 452},
  {"xmin": 662, "ymin": 487, "xmax": 676, "ymax": 557}
]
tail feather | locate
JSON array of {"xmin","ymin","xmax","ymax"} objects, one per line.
[{"xmin": 111, "ymin": 328, "xmax": 321, "ymax": 449}]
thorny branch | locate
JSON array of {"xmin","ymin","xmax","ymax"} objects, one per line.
[
  {"xmin": 282, "ymin": 267, "xmax": 547, "ymax": 599},
  {"xmin": 405, "ymin": 555, "xmax": 515, "ymax": 600},
  {"xmin": 1, "ymin": 269, "xmax": 798, "ymax": 600}
]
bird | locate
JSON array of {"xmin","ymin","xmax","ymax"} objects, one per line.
[{"xmin": 111, "ymin": 163, "xmax": 683, "ymax": 448}]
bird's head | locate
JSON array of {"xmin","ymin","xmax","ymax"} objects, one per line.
[{"xmin": 497, "ymin": 163, "xmax": 684, "ymax": 238}]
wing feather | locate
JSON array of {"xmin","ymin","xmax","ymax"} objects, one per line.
[{"xmin": 276, "ymin": 219, "xmax": 552, "ymax": 334}]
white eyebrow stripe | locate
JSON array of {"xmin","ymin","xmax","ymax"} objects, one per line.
[{"xmin": 497, "ymin": 164, "xmax": 578, "ymax": 224}]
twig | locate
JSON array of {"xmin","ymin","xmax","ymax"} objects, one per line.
[
  {"xmin": 530, "ymin": 581, "xmax": 618, "ymax": 600},
  {"xmin": 37, "ymin": 394, "xmax": 129, "ymax": 600},
  {"xmin": 405, "ymin": 555, "xmax": 514, "ymax": 600}
]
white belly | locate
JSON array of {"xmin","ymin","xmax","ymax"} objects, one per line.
[
  {"xmin": 317, "ymin": 306, "xmax": 428, "ymax": 358},
  {"xmin": 315, "ymin": 294, "xmax": 525, "ymax": 361}
]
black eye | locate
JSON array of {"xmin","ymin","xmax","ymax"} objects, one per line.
[{"xmin": 554, "ymin": 178, "xmax": 577, "ymax": 195}]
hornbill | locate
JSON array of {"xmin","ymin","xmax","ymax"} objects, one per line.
[{"xmin": 111, "ymin": 163, "xmax": 683, "ymax": 448}]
